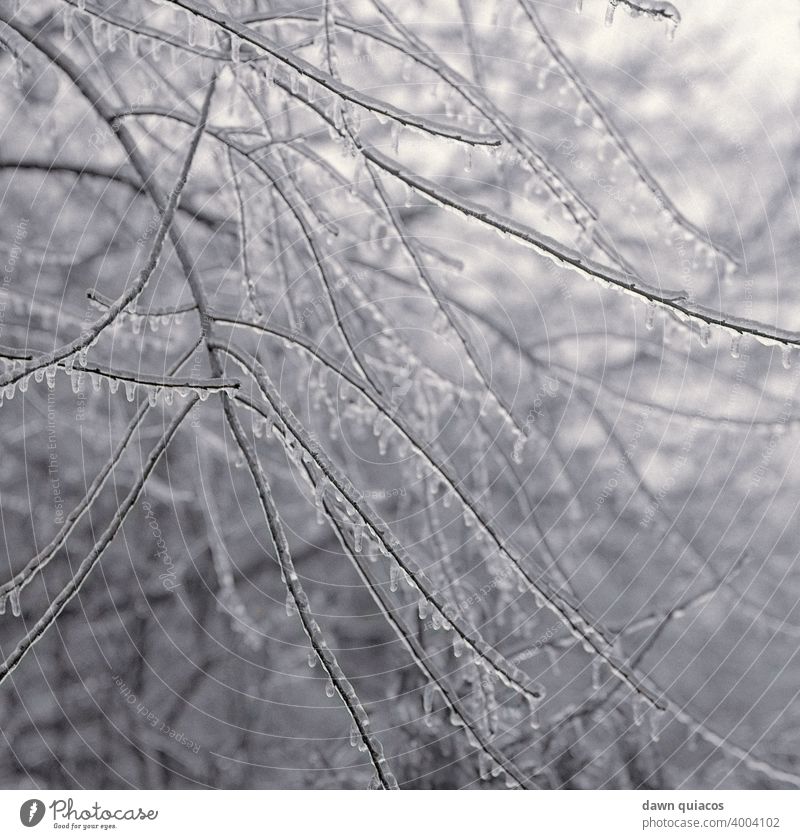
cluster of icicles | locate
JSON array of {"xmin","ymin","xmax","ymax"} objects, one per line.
[
  {"xmin": 641, "ymin": 299, "xmax": 795, "ymax": 369},
  {"xmin": 110, "ymin": 308, "xmax": 189, "ymax": 335},
  {"xmin": 0, "ymin": 587, "xmax": 22, "ymax": 618},
  {"xmin": 64, "ymin": 0, "xmax": 254, "ymax": 70},
  {"xmin": 262, "ymin": 403, "xmax": 673, "ymax": 771},
  {"xmin": 0, "ymin": 353, "xmax": 227, "ymax": 408}
]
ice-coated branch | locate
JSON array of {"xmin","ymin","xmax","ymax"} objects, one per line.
[
  {"xmin": 0, "ymin": 397, "xmax": 198, "ymax": 681},
  {"xmin": 225, "ymin": 147, "xmax": 262, "ymax": 317},
  {"xmin": 0, "ymin": 23, "xmax": 215, "ymax": 389},
  {"xmin": 516, "ymin": 0, "xmax": 732, "ymax": 266},
  {"xmin": 216, "ymin": 333, "xmax": 666, "ymax": 713},
  {"xmin": 0, "ymin": 340, "xmax": 204, "ymax": 605},
  {"xmin": 364, "ymin": 158, "xmax": 526, "ymax": 441},
  {"xmin": 0, "ymin": 157, "xmax": 226, "ymax": 230},
  {"xmin": 86, "ymin": 289, "xmax": 198, "ymax": 319},
  {"xmin": 216, "ymin": 339, "xmax": 577, "ymax": 709},
  {"xmin": 162, "ymin": 0, "xmax": 502, "ymax": 147},
  {"xmin": 362, "ymin": 146, "xmax": 800, "ymax": 353},
  {"xmin": 318, "ymin": 470, "xmax": 536, "ymax": 789},
  {"xmin": 219, "ymin": 395, "xmax": 399, "ymax": 789}
]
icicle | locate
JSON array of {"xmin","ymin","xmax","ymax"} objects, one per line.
[
  {"xmin": 264, "ymin": 57, "xmax": 275, "ymax": 86},
  {"xmin": 0, "ymin": 593, "xmax": 5, "ymax": 615},
  {"xmin": 591, "ymin": 658, "xmax": 603, "ymax": 691},
  {"xmin": 575, "ymin": 0, "xmax": 584, "ymax": 12},
  {"xmin": 422, "ymin": 682, "xmax": 436, "ymax": 714},
  {"xmin": 528, "ymin": 696, "xmax": 542, "ymax": 731},
  {"xmin": 8, "ymin": 588, "xmax": 21, "ymax": 618},
  {"xmin": 545, "ymin": 645, "xmax": 561, "ymax": 675},
  {"xmin": 463, "ymin": 145, "xmax": 473, "ymax": 173},
  {"xmin": 699, "ymin": 322, "xmax": 711, "ymax": 348},
  {"xmin": 605, "ymin": 0, "xmax": 617, "ymax": 27},
  {"xmin": 63, "ymin": 7, "xmax": 75, "ymax": 40},
  {"xmin": 325, "ymin": 679, "xmax": 335, "ymax": 698},
  {"xmin": 187, "ymin": 11, "xmax": 197, "ymax": 46},
  {"xmin": 452, "ymin": 635, "xmax": 464, "ymax": 658},
  {"xmin": 389, "ymin": 561, "xmax": 402, "ymax": 592},
  {"xmin": 644, "ymin": 300, "xmax": 656, "ymax": 331},
  {"xmin": 45, "ymin": 365, "xmax": 57, "ymax": 389},
  {"xmin": 417, "ymin": 597, "xmax": 429, "ymax": 621},
  {"xmin": 367, "ymin": 773, "xmax": 382, "ymax": 790},
  {"xmin": 478, "ymin": 750, "xmax": 491, "ymax": 780},
  {"xmin": 649, "ymin": 707, "xmax": 662, "ymax": 741},
  {"xmin": 782, "ymin": 346, "xmax": 792, "ymax": 370},
  {"xmin": 723, "ymin": 259, "xmax": 737, "ymax": 283},
  {"xmin": 353, "ymin": 521, "xmax": 364, "ymax": 552},
  {"xmin": 230, "ymin": 35, "xmax": 241, "ymax": 64},
  {"xmin": 730, "ymin": 334, "xmax": 741, "ymax": 359},
  {"xmin": 665, "ymin": 16, "xmax": 679, "ymax": 41},
  {"xmin": 313, "ymin": 480, "xmax": 327, "ymax": 526},
  {"xmin": 147, "ymin": 387, "xmax": 159, "ymax": 407},
  {"xmin": 390, "ymin": 121, "xmax": 401, "ymax": 155},
  {"xmin": 284, "ymin": 591, "xmax": 296, "ymax": 617},
  {"xmin": 90, "ymin": 16, "xmax": 102, "ymax": 48},
  {"xmin": 632, "ymin": 692, "xmax": 647, "ymax": 726},
  {"xmin": 124, "ymin": 380, "xmax": 137, "ymax": 402},
  {"xmin": 377, "ymin": 424, "xmax": 392, "ymax": 456},
  {"xmin": 349, "ymin": 720, "xmax": 360, "ymax": 748},
  {"xmin": 687, "ymin": 724, "xmax": 700, "ymax": 752}
]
